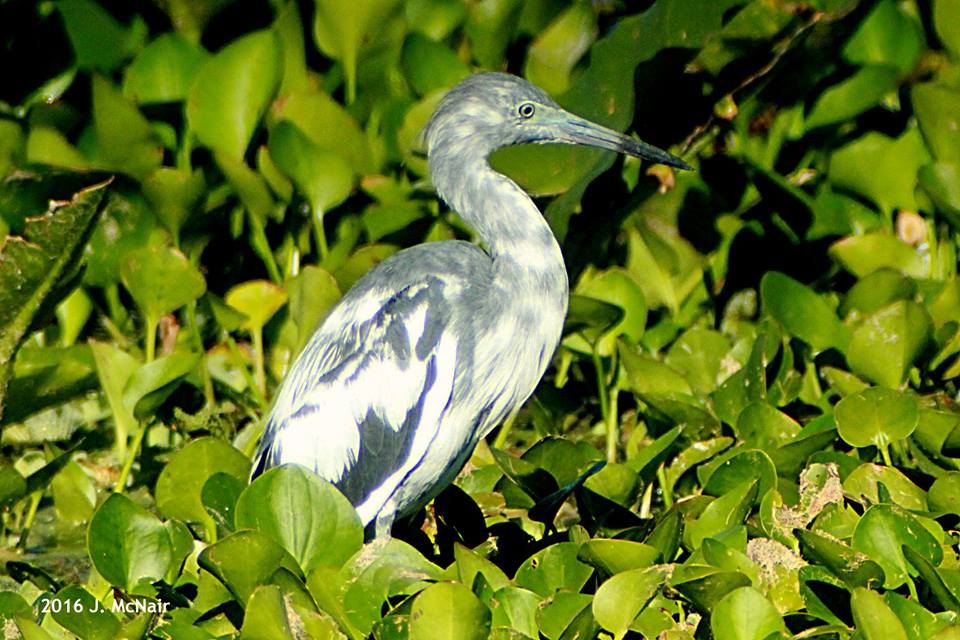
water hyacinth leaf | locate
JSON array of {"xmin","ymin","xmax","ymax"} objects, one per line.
[
  {"xmin": 155, "ymin": 437, "xmax": 250, "ymax": 529},
  {"xmin": 664, "ymin": 328, "xmax": 731, "ymax": 394},
  {"xmin": 736, "ymin": 402, "xmax": 801, "ymax": 450},
  {"xmin": 401, "ymin": 33, "xmax": 470, "ymax": 97},
  {"xmin": 844, "ymin": 463, "xmax": 927, "ymax": 511},
  {"xmin": 514, "ymin": 543, "xmax": 594, "ymax": 597},
  {"xmin": 87, "ymin": 493, "xmax": 173, "ymax": 592},
  {"xmin": 51, "ymin": 459, "xmax": 96, "ymax": 526},
  {"xmin": 524, "ymin": 2, "xmax": 597, "ymax": 96},
  {"xmin": 286, "ymin": 265, "xmax": 341, "ymax": 354},
  {"xmin": 0, "ymin": 178, "xmax": 109, "ymax": 421},
  {"xmin": 273, "ymin": 0, "xmax": 308, "ymax": 94},
  {"xmin": 199, "ymin": 529, "xmax": 303, "ymax": 604},
  {"xmin": 592, "ymin": 565, "xmax": 668, "ymax": 640},
  {"xmin": 49, "ymin": 585, "xmax": 120, "ymax": 640},
  {"xmin": 929, "ymin": 472, "xmax": 960, "ymax": 516},
  {"xmin": 123, "ymin": 346, "xmax": 202, "ymax": 419},
  {"xmin": 225, "ymin": 280, "xmax": 289, "ymax": 333},
  {"xmin": 408, "ymin": 582, "xmax": 491, "ymax": 640},
  {"xmin": 187, "ymin": 30, "xmax": 283, "ymax": 159},
  {"xmin": 842, "ymin": 0, "xmax": 923, "ymax": 73},
  {"xmin": 270, "ymin": 90, "xmax": 374, "ymax": 175},
  {"xmin": 919, "ymin": 163, "xmax": 960, "ymax": 230},
  {"xmin": 82, "ymin": 190, "xmax": 156, "ymax": 288},
  {"xmin": 710, "ymin": 587, "xmax": 786, "ymax": 640},
  {"xmin": 91, "ymin": 75, "xmax": 163, "ymax": 181},
  {"xmin": 935, "ymin": 0, "xmax": 960, "ymax": 57},
  {"xmin": 57, "ymin": 0, "xmax": 132, "ymax": 71},
  {"xmin": 619, "ymin": 346, "xmax": 691, "ymax": 395},
  {"xmin": 123, "ymin": 33, "xmax": 209, "ymax": 104},
  {"xmin": 702, "ymin": 450, "xmax": 777, "ymax": 499},
  {"xmin": 828, "ymin": 128, "xmax": 932, "ymax": 213},
  {"xmin": 846, "ymin": 301, "xmax": 932, "ymax": 387},
  {"xmin": 912, "ymin": 83, "xmax": 960, "ymax": 164},
  {"xmin": 142, "ymin": 168, "xmax": 205, "ymax": 242},
  {"xmin": 902, "ymin": 545, "xmax": 960, "ymax": 614},
  {"xmin": 578, "ymin": 539, "xmax": 660, "ymax": 575},
  {"xmin": 686, "ymin": 480, "xmax": 759, "ymax": 550},
  {"xmin": 268, "ymin": 121, "xmax": 354, "ymax": 218},
  {"xmin": 488, "ymin": 586, "xmax": 540, "ymax": 639},
  {"xmin": 235, "ymin": 465, "xmax": 363, "ymax": 573},
  {"xmin": 834, "ymin": 387, "xmax": 919, "ymax": 449},
  {"xmin": 120, "ymin": 243, "xmax": 206, "ymax": 327},
  {"xmin": 0, "ymin": 466, "xmax": 27, "ymax": 508},
  {"xmin": 330, "ymin": 538, "xmax": 444, "ymax": 636},
  {"xmin": 312, "ymin": 0, "xmax": 402, "ymax": 101},
  {"xmin": 565, "ymin": 268, "xmax": 646, "ymax": 356},
  {"xmin": 453, "ymin": 543, "xmax": 510, "ymax": 592},
  {"xmin": 829, "ymin": 233, "xmax": 927, "ymax": 278},
  {"xmin": 851, "ymin": 504, "xmax": 941, "ymax": 589},
  {"xmin": 760, "ymin": 272, "xmax": 850, "ymax": 352},
  {"xmin": 239, "ymin": 585, "xmax": 293, "ymax": 639},
  {"xmin": 564, "ymin": 295, "xmax": 623, "ymax": 337},
  {"xmin": 841, "ymin": 269, "xmax": 916, "ymax": 317},
  {"xmin": 805, "ymin": 65, "xmax": 900, "ymax": 131},
  {"xmin": 0, "ymin": 591, "xmax": 32, "ymax": 620},
  {"xmin": 850, "ymin": 587, "xmax": 909, "ymax": 640}
]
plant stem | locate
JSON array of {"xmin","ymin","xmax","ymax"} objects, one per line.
[
  {"xmin": 252, "ymin": 327, "xmax": 266, "ymax": 397},
  {"xmin": 658, "ymin": 464, "xmax": 674, "ymax": 509},
  {"xmin": 492, "ymin": 412, "xmax": 518, "ymax": 450},
  {"xmin": 312, "ymin": 205, "xmax": 329, "ymax": 260},
  {"xmin": 145, "ymin": 316, "xmax": 157, "ymax": 363},
  {"xmin": 16, "ymin": 491, "xmax": 42, "ymax": 550},
  {"xmin": 880, "ymin": 442, "xmax": 893, "ymax": 467},
  {"xmin": 227, "ymin": 335, "xmax": 267, "ymax": 409},
  {"xmin": 115, "ymin": 420, "xmax": 148, "ymax": 492},
  {"xmin": 606, "ymin": 387, "xmax": 619, "ymax": 464}
]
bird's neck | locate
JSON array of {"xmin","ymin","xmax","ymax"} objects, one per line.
[{"xmin": 433, "ymin": 154, "xmax": 568, "ymax": 296}]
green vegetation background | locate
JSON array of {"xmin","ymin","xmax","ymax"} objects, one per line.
[{"xmin": 2, "ymin": 0, "xmax": 960, "ymax": 638}]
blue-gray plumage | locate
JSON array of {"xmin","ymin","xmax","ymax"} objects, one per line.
[{"xmin": 252, "ymin": 72, "xmax": 690, "ymax": 539}]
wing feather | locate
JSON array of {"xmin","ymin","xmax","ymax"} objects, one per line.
[{"xmin": 253, "ymin": 276, "xmax": 457, "ymax": 522}]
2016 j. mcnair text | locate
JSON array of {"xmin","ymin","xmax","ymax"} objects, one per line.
[{"xmin": 252, "ymin": 72, "xmax": 690, "ymax": 539}]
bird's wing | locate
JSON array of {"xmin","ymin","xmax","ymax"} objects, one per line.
[{"xmin": 252, "ymin": 276, "xmax": 459, "ymax": 522}]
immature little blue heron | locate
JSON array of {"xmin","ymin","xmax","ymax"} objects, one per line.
[{"xmin": 252, "ymin": 72, "xmax": 690, "ymax": 539}]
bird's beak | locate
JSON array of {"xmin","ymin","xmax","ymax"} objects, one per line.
[{"xmin": 553, "ymin": 112, "xmax": 692, "ymax": 171}]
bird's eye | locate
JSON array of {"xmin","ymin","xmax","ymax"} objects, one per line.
[{"xmin": 518, "ymin": 102, "xmax": 536, "ymax": 119}]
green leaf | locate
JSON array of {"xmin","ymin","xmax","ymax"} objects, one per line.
[
  {"xmin": 806, "ymin": 65, "xmax": 901, "ymax": 131},
  {"xmin": 578, "ymin": 539, "xmax": 660, "ymax": 575},
  {"xmin": 187, "ymin": 30, "xmax": 283, "ymax": 159},
  {"xmin": 123, "ymin": 33, "xmax": 209, "ymax": 104},
  {"xmin": 57, "ymin": 0, "xmax": 132, "ymax": 71},
  {"xmin": 155, "ymin": 437, "xmax": 250, "ymax": 530},
  {"xmin": 235, "ymin": 465, "xmax": 363, "ymax": 573},
  {"xmin": 902, "ymin": 545, "xmax": 960, "ymax": 614},
  {"xmin": 123, "ymin": 347, "xmax": 202, "ymax": 419},
  {"xmin": 87, "ymin": 493, "xmax": 173, "ymax": 592},
  {"xmin": 592, "ymin": 566, "xmax": 668, "ymax": 640},
  {"xmin": 524, "ymin": 3, "xmax": 597, "ymax": 95},
  {"xmin": 268, "ymin": 121, "xmax": 354, "ymax": 216},
  {"xmin": 686, "ymin": 480, "xmax": 759, "ymax": 550},
  {"xmin": 120, "ymin": 242, "xmax": 206, "ymax": 326},
  {"xmin": 239, "ymin": 585, "xmax": 294, "ymax": 640},
  {"xmin": 842, "ymin": 0, "xmax": 923, "ymax": 74},
  {"xmin": 830, "ymin": 233, "xmax": 928, "ymax": 278},
  {"xmin": 828, "ymin": 127, "xmax": 932, "ymax": 213},
  {"xmin": 408, "ymin": 582, "xmax": 491, "ymax": 640},
  {"xmin": 844, "ymin": 463, "xmax": 927, "ymax": 511},
  {"xmin": 142, "ymin": 168, "xmax": 206, "ymax": 241},
  {"xmin": 515, "ymin": 543, "xmax": 594, "ymax": 597},
  {"xmin": 929, "ymin": 472, "xmax": 960, "ymax": 516},
  {"xmin": 850, "ymin": 587, "xmax": 909, "ymax": 640},
  {"xmin": 664, "ymin": 328, "xmax": 731, "ymax": 394},
  {"xmin": 846, "ymin": 301, "xmax": 932, "ymax": 387},
  {"xmin": 565, "ymin": 268, "xmax": 646, "ymax": 357},
  {"xmin": 401, "ymin": 34, "xmax": 470, "ymax": 97},
  {"xmin": 91, "ymin": 75, "xmax": 163, "ymax": 181},
  {"xmin": 312, "ymin": 0, "xmax": 402, "ymax": 102},
  {"xmin": 710, "ymin": 587, "xmax": 786, "ymax": 640},
  {"xmin": 199, "ymin": 529, "xmax": 303, "ymax": 604},
  {"xmin": 701, "ymin": 449, "xmax": 777, "ymax": 499},
  {"xmin": 736, "ymin": 403, "xmax": 801, "ymax": 450},
  {"xmin": 835, "ymin": 387, "xmax": 919, "ymax": 449},
  {"xmin": 286, "ymin": 266, "xmax": 341, "ymax": 354},
  {"xmin": 453, "ymin": 543, "xmax": 510, "ymax": 592},
  {"xmin": 795, "ymin": 529, "xmax": 884, "ymax": 588},
  {"xmin": 912, "ymin": 83, "xmax": 960, "ymax": 164},
  {"xmin": 0, "ymin": 178, "xmax": 109, "ymax": 422},
  {"xmin": 919, "ymin": 163, "xmax": 960, "ymax": 230},
  {"xmin": 851, "ymin": 503, "xmax": 942, "ymax": 589},
  {"xmin": 934, "ymin": 0, "xmax": 960, "ymax": 58},
  {"xmin": 760, "ymin": 271, "xmax": 851, "ymax": 352},
  {"xmin": 488, "ymin": 586, "xmax": 540, "ymax": 639},
  {"xmin": 225, "ymin": 279, "xmax": 289, "ymax": 332},
  {"xmin": 841, "ymin": 269, "xmax": 917, "ymax": 317},
  {"xmin": 49, "ymin": 585, "xmax": 121, "ymax": 640}
]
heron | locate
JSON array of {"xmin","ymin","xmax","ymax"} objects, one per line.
[{"xmin": 252, "ymin": 72, "xmax": 690, "ymax": 539}]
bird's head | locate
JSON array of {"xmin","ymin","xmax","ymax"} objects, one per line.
[{"xmin": 424, "ymin": 72, "xmax": 691, "ymax": 171}]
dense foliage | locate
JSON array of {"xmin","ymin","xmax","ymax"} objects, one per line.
[{"xmin": 2, "ymin": 0, "xmax": 960, "ymax": 637}]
